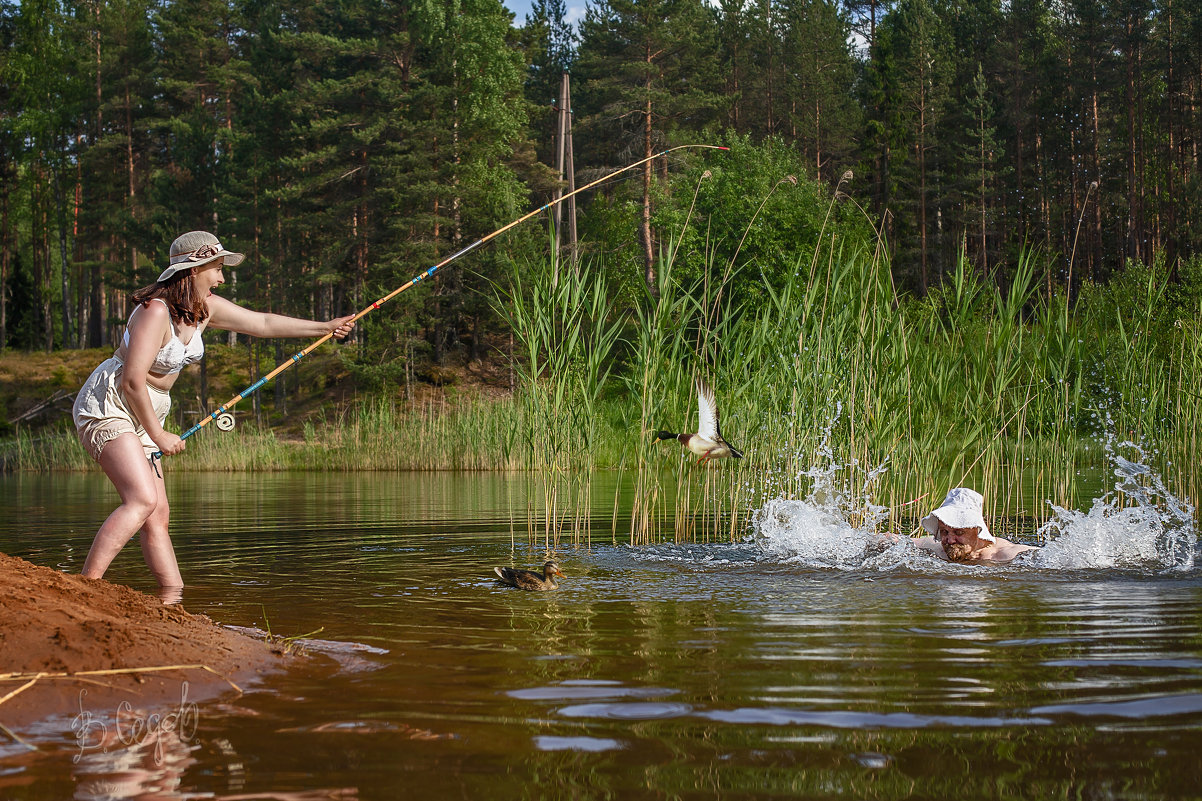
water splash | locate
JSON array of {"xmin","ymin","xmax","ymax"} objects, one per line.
[
  {"xmin": 1028, "ymin": 438, "xmax": 1195, "ymax": 572},
  {"xmin": 752, "ymin": 497, "xmax": 905, "ymax": 569},
  {"xmin": 749, "ymin": 411, "xmax": 1195, "ymax": 573},
  {"xmin": 751, "ymin": 409, "xmax": 901, "ymax": 569}
]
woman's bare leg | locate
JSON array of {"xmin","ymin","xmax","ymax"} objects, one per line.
[
  {"xmin": 82, "ymin": 434, "xmax": 162, "ymax": 580},
  {"xmin": 139, "ymin": 465, "xmax": 183, "ymax": 593}
]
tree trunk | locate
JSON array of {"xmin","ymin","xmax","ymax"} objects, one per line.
[
  {"xmin": 357, "ymin": 148, "xmax": 369, "ymax": 347},
  {"xmin": 42, "ymin": 183, "xmax": 53, "ymax": 351},
  {"xmin": 73, "ymin": 152, "xmax": 85, "ymax": 347},
  {"xmin": 274, "ymin": 342, "xmax": 286, "ymax": 415},
  {"xmin": 815, "ymin": 93, "xmax": 822, "ymax": 180},
  {"xmin": 1090, "ymin": 58, "xmax": 1102, "ymax": 284},
  {"xmin": 126, "ymin": 82, "xmax": 137, "ymax": 286},
  {"xmin": 54, "ymin": 160, "xmax": 73, "ymax": 348},
  {"xmin": 763, "ymin": 0, "xmax": 775, "ymax": 135},
  {"xmin": 979, "ymin": 103, "xmax": 987, "ymax": 274},
  {"xmin": 199, "ymin": 353, "xmax": 208, "ymax": 413},
  {"xmin": 92, "ymin": 0, "xmax": 108, "ymax": 348},
  {"xmin": 251, "ymin": 341, "xmax": 261, "ymax": 425},
  {"xmin": 1125, "ymin": 15, "xmax": 1138, "ymax": 262},
  {"xmin": 918, "ymin": 84, "xmax": 928, "ymax": 295},
  {"xmin": 641, "ymin": 45, "xmax": 656, "ymax": 295},
  {"xmin": 0, "ymin": 174, "xmax": 8, "ymax": 349},
  {"xmin": 730, "ymin": 37, "xmax": 740, "ymax": 131},
  {"xmin": 1164, "ymin": 0, "xmax": 1176, "ymax": 263},
  {"xmin": 32, "ymin": 167, "xmax": 54, "ymax": 351}
]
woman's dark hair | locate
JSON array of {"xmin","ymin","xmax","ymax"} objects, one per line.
[{"xmin": 130, "ymin": 268, "xmax": 208, "ymax": 325}]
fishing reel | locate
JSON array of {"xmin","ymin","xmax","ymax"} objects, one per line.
[{"xmin": 214, "ymin": 412, "xmax": 236, "ymax": 432}]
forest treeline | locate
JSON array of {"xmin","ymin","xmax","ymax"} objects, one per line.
[{"xmin": 1, "ymin": 0, "xmax": 1200, "ymax": 369}]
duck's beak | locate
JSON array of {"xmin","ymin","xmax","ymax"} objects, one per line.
[{"xmin": 554, "ymin": 568, "xmax": 565, "ymax": 577}]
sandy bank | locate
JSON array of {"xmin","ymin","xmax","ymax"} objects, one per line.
[{"xmin": 0, "ymin": 551, "xmax": 286, "ymax": 734}]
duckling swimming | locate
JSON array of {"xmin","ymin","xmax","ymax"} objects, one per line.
[
  {"xmin": 654, "ymin": 377, "xmax": 743, "ymax": 465},
  {"xmin": 493, "ymin": 561, "xmax": 564, "ymax": 591}
]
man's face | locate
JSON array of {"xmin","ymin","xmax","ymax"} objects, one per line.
[{"xmin": 937, "ymin": 521, "xmax": 981, "ymax": 563}]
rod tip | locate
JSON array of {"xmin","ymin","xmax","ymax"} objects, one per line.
[{"xmin": 716, "ymin": 146, "xmax": 730, "ymax": 151}]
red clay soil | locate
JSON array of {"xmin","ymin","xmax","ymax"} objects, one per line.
[{"xmin": 0, "ymin": 551, "xmax": 287, "ymax": 733}]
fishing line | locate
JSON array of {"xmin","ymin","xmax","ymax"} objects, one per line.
[{"xmin": 152, "ymin": 143, "xmax": 729, "ymax": 462}]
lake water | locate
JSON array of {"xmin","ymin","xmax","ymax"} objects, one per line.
[{"xmin": 1, "ymin": 465, "xmax": 1200, "ymax": 799}]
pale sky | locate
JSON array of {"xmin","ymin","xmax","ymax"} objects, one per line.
[{"xmin": 501, "ymin": 0, "xmax": 588, "ymax": 28}]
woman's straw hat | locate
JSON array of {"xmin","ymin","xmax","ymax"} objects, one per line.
[
  {"xmin": 920, "ymin": 487, "xmax": 994, "ymax": 541},
  {"xmin": 156, "ymin": 231, "xmax": 245, "ymax": 283}
]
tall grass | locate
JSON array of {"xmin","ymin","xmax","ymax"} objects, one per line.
[
  {"xmin": 6, "ymin": 200, "xmax": 1199, "ymax": 545},
  {"xmin": 492, "ymin": 250, "xmax": 624, "ymax": 549},
  {"xmin": 598, "ymin": 190, "xmax": 1201, "ymax": 540}
]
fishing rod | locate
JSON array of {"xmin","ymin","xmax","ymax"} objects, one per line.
[{"xmin": 154, "ymin": 143, "xmax": 729, "ymax": 460}]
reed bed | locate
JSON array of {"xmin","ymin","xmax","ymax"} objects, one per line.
[
  {"xmin": 5, "ymin": 200, "xmax": 1200, "ymax": 546},
  {"xmin": 492, "ymin": 252, "xmax": 624, "ymax": 549},
  {"xmin": 526, "ymin": 194, "xmax": 1201, "ymax": 542}
]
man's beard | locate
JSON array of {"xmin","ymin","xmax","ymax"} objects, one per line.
[{"xmin": 943, "ymin": 542, "xmax": 975, "ymax": 562}]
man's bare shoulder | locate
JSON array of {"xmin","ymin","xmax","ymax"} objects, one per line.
[{"xmin": 984, "ymin": 539, "xmax": 1038, "ymax": 563}]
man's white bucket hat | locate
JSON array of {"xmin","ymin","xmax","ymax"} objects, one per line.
[
  {"xmin": 920, "ymin": 487, "xmax": 994, "ymax": 542},
  {"xmin": 157, "ymin": 230, "xmax": 245, "ymax": 283}
]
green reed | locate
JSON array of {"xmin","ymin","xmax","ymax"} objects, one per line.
[
  {"xmin": 492, "ymin": 250, "xmax": 625, "ymax": 549},
  {"xmin": 6, "ymin": 201, "xmax": 1199, "ymax": 547},
  {"xmin": 611, "ymin": 206, "xmax": 1200, "ymax": 540}
]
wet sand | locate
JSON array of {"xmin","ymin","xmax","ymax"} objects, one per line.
[{"xmin": 0, "ymin": 551, "xmax": 286, "ymax": 733}]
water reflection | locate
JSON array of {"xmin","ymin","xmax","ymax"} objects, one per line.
[
  {"xmin": 72, "ymin": 725, "xmax": 197, "ymax": 801},
  {"xmin": 2, "ymin": 469, "xmax": 1201, "ymax": 798},
  {"xmin": 534, "ymin": 735, "xmax": 623, "ymax": 752}
]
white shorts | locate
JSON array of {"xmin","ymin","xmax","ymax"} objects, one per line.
[{"xmin": 72, "ymin": 357, "xmax": 172, "ymax": 462}]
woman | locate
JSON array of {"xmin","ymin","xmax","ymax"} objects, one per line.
[{"xmin": 72, "ymin": 231, "xmax": 355, "ymax": 599}]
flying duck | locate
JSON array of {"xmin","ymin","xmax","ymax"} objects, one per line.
[{"xmin": 654, "ymin": 377, "xmax": 743, "ymax": 464}]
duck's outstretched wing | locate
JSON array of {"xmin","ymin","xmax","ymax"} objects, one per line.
[{"xmin": 696, "ymin": 377, "xmax": 721, "ymax": 440}]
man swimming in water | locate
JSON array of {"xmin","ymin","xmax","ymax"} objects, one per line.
[{"xmin": 915, "ymin": 487, "xmax": 1036, "ymax": 564}]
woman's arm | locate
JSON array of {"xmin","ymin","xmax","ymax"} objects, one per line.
[
  {"xmin": 205, "ymin": 295, "xmax": 355, "ymax": 340},
  {"xmin": 120, "ymin": 302, "xmax": 185, "ymax": 455}
]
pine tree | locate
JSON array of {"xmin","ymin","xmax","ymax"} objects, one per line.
[
  {"xmin": 0, "ymin": 0, "xmax": 17, "ymax": 349},
  {"xmin": 6, "ymin": 0, "xmax": 87, "ymax": 349},
  {"xmin": 520, "ymin": 0, "xmax": 577, "ymax": 162},
  {"xmin": 714, "ymin": 0, "xmax": 750, "ymax": 133},
  {"xmin": 842, "ymin": 0, "xmax": 893, "ymax": 54},
  {"xmin": 575, "ymin": 0, "xmax": 720, "ymax": 293},
  {"xmin": 1062, "ymin": 0, "xmax": 1113, "ymax": 284},
  {"xmin": 408, "ymin": 0, "xmax": 529, "ymax": 362},
  {"xmin": 76, "ymin": 0, "xmax": 158, "ymax": 346},
  {"xmin": 958, "ymin": 62, "xmax": 1005, "ymax": 274},
  {"xmin": 779, "ymin": 0, "xmax": 861, "ymax": 182},
  {"xmin": 879, "ymin": 0, "xmax": 953, "ymax": 293}
]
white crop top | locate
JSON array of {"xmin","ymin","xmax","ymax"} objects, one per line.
[{"xmin": 121, "ymin": 299, "xmax": 205, "ymax": 375}]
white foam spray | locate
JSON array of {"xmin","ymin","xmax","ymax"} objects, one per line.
[
  {"xmin": 1027, "ymin": 438, "xmax": 1195, "ymax": 572},
  {"xmin": 750, "ymin": 411, "xmax": 1196, "ymax": 573},
  {"xmin": 751, "ymin": 408, "xmax": 903, "ymax": 569}
]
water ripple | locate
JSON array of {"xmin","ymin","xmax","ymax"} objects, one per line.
[
  {"xmin": 557, "ymin": 702, "xmax": 695, "ymax": 720},
  {"xmin": 508, "ymin": 682, "xmax": 677, "ymax": 702},
  {"xmin": 1031, "ymin": 693, "xmax": 1202, "ymax": 718},
  {"xmin": 534, "ymin": 735, "xmax": 624, "ymax": 752},
  {"xmin": 696, "ymin": 707, "xmax": 1053, "ymax": 728}
]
